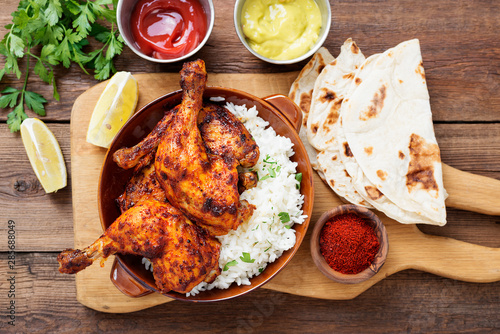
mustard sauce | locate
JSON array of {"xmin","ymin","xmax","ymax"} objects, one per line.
[{"xmin": 241, "ymin": 0, "xmax": 322, "ymax": 61}]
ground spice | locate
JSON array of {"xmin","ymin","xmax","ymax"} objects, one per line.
[{"xmin": 319, "ymin": 213, "xmax": 380, "ymax": 274}]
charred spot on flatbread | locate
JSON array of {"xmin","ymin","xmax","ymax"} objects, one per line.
[
  {"xmin": 316, "ymin": 53, "xmax": 328, "ymax": 73},
  {"xmin": 351, "ymin": 43, "xmax": 360, "ymax": 54},
  {"xmin": 365, "ymin": 186, "xmax": 383, "ymax": 200},
  {"xmin": 360, "ymin": 85, "xmax": 387, "ymax": 121},
  {"xmin": 377, "ymin": 170, "xmax": 387, "ymax": 181},
  {"xmin": 344, "ymin": 170, "xmax": 350, "ymax": 177},
  {"xmin": 406, "ymin": 133, "xmax": 440, "ymax": 194},
  {"xmin": 355, "ymin": 77, "xmax": 362, "ymax": 85},
  {"xmin": 364, "ymin": 146, "xmax": 373, "ymax": 155},
  {"xmin": 343, "ymin": 142, "xmax": 353, "ymax": 157},
  {"xmin": 319, "ymin": 88, "xmax": 336, "ymax": 103},
  {"xmin": 323, "ymin": 103, "xmax": 342, "ymax": 129},
  {"xmin": 330, "ymin": 59, "xmax": 337, "ymax": 66},
  {"xmin": 399, "ymin": 151, "xmax": 405, "ymax": 159},
  {"xmin": 329, "ymin": 179, "xmax": 335, "ymax": 187},
  {"xmin": 343, "ymin": 73, "xmax": 354, "ymax": 80},
  {"xmin": 311, "ymin": 123, "xmax": 319, "ymax": 134},
  {"xmin": 331, "ymin": 154, "xmax": 337, "ymax": 161},
  {"xmin": 415, "ymin": 61, "xmax": 426, "ymax": 80},
  {"xmin": 299, "ymin": 90, "xmax": 313, "ymax": 114}
]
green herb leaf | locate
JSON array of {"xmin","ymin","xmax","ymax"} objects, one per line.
[
  {"xmin": 295, "ymin": 173, "xmax": 302, "ymax": 189},
  {"xmin": 259, "ymin": 174, "xmax": 270, "ymax": 181},
  {"xmin": 259, "ymin": 268, "xmax": 264, "ymax": 273},
  {"xmin": 223, "ymin": 260, "xmax": 238, "ymax": 271},
  {"xmin": 263, "ymin": 154, "xmax": 277, "ymax": 164},
  {"xmin": 267, "ymin": 166, "xmax": 276, "ymax": 178},
  {"xmin": 7, "ymin": 103, "xmax": 27, "ymax": 133},
  {"xmin": 34, "ymin": 60, "xmax": 50, "ymax": 83},
  {"xmin": 40, "ymin": 44, "xmax": 60, "ymax": 66},
  {"xmin": 278, "ymin": 212, "xmax": 290, "ymax": 223},
  {"xmin": 240, "ymin": 252, "xmax": 255, "ymax": 263},
  {"xmin": 24, "ymin": 91, "xmax": 47, "ymax": 116},
  {"xmin": 9, "ymin": 34, "xmax": 25, "ymax": 57},
  {"xmin": 45, "ymin": 0, "xmax": 63, "ymax": 26},
  {"xmin": 0, "ymin": 88, "xmax": 20, "ymax": 108}
]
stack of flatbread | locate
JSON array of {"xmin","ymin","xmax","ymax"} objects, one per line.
[{"xmin": 290, "ymin": 39, "xmax": 447, "ymax": 226}]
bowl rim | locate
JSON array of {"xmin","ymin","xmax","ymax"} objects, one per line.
[
  {"xmin": 98, "ymin": 86, "xmax": 315, "ymax": 301},
  {"xmin": 310, "ymin": 204, "xmax": 389, "ymax": 284},
  {"xmin": 116, "ymin": 0, "xmax": 215, "ymax": 63},
  {"xmin": 233, "ymin": 0, "xmax": 332, "ymax": 65}
]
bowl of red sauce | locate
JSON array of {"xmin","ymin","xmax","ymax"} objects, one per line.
[
  {"xmin": 117, "ymin": 0, "xmax": 214, "ymax": 62},
  {"xmin": 310, "ymin": 204, "xmax": 389, "ymax": 284}
]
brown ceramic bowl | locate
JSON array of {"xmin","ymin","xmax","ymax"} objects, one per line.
[
  {"xmin": 310, "ymin": 204, "xmax": 388, "ymax": 284},
  {"xmin": 98, "ymin": 87, "xmax": 314, "ymax": 302}
]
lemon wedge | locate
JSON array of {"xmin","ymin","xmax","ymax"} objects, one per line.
[
  {"xmin": 20, "ymin": 118, "xmax": 67, "ymax": 193},
  {"xmin": 86, "ymin": 71, "xmax": 138, "ymax": 148}
]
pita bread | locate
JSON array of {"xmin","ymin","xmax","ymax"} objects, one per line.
[
  {"xmin": 339, "ymin": 39, "xmax": 447, "ymax": 225},
  {"xmin": 289, "ymin": 47, "xmax": 334, "ymax": 170},
  {"xmin": 308, "ymin": 39, "xmax": 371, "ymax": 207},
  {"xmin": 307, "ymin": 39, "xmax": 366, "ymax": 151}
]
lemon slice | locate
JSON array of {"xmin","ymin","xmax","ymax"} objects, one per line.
[
  {"xmin": 86, "ymin": 71, "xmax": 138, "ymax": 148},
  {"xmin": 20, "ymin": 118, "xmax": 67, "ymax": 193}
]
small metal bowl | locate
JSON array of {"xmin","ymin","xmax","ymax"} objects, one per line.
[
  {"xmin": 233, "ymin": 0, "xmax": 331, "ymax": 65},
  {"xmin": 310, "ymin": 204, "xmax": 389, "ymax": 284},
  {"xmin": 117, "ymin": 0, "xmax": 215, "ymax": 63}
]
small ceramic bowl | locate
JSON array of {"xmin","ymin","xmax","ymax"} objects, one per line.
[
  {"xmin": 310, "ymin": 204, "xmax": 388, "ymax": 284},
  {"xmin": 116, "ymin": 0, "xmax": 215, "ymax": 63},
  {"xmin": 99, "ymin": 87, "xmax": 314, "ymax": 301},
  {"xmin": 233, "ymin": 0, "xmax": 331, "ymax": 65}
]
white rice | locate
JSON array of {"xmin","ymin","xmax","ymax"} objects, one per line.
[{"xmin": 145, "ymin": 101, "xmax": 306, "ymax": 296}]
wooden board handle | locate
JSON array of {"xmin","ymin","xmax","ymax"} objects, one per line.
[
  {"xmin": 443, "ymin": 163, "xmax": 500, "ymax": 216},
  {"xmin": 406, "ymin": 230, "xmax": 500, "ymax": 283}
]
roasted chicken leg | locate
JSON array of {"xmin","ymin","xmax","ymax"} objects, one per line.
[
  {"xmin": 154, "ymin": 60, "xmax": 255, "ymax": 236},
  {"xmin": 57, "ymin": 200, "xmax": 221, "ymax": 294},
  {"xmin": 113, "ymin": 103, "xmax": 260, "ymax": 170}
]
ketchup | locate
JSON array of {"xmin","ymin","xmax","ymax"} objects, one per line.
[{"xmin": 130, "ymin": 0, "xmax": 208, "ymax": 60}]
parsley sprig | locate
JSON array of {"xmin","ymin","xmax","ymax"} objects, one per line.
[{"xmin": 0, "ymin": 0, "xmax": 124, "ymax": 132}]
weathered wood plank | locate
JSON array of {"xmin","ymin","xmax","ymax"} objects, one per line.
[
  {"xmin": 0, "ymin": 253, "xmax": 499, "ymax": 333},
  {"xmin": 0, "ymin": 124, "xmax": 73, "ymax": 252}
]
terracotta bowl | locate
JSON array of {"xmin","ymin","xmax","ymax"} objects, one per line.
[
  {"xmin": 98, "ymin": 87, "xmax": 314, "ymax": 302},
  {"xmin": 310, "ymin": 204, "xmax": 388, "ymax": 284}
]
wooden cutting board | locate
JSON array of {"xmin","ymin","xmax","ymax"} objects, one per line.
[{"xmin": 71, "ymin": 72, "xmax": 500, "ymax": 313}]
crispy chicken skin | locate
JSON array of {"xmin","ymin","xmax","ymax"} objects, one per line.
[
  {"xmin": 198, "ymin": 103, "xmax": 259, "ymax": 167},
  {"xmin": 57, "ymin": 200, "xmax": 221, "ymax": 294},
  {"xmin": 113, "ymin": 109, "xmax": 176, "ymax": 170},
  {"xmin": 113, "ymin": 103, "xmax": 260, "ymax": 170},
  {"xmin": 116, "ymin": 162, "xmax": 167, "ymax": 213},
  {"xmin": 154, "ymin": 60, "xmax": 255, "ymax": 236}
]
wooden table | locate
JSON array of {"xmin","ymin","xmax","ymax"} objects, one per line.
[{"xmin": 1, "ymin": 0, "xmax": 499, "ymax": 332}]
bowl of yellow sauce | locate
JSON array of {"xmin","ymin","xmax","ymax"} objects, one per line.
[{"xmin": 234, "ymin": 0, "xmax": 331, "ymax": 64}]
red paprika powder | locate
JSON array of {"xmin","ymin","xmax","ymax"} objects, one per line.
[{"xmin": 319, "ymin": 213, "xmax": 380, "ymax": 274}]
